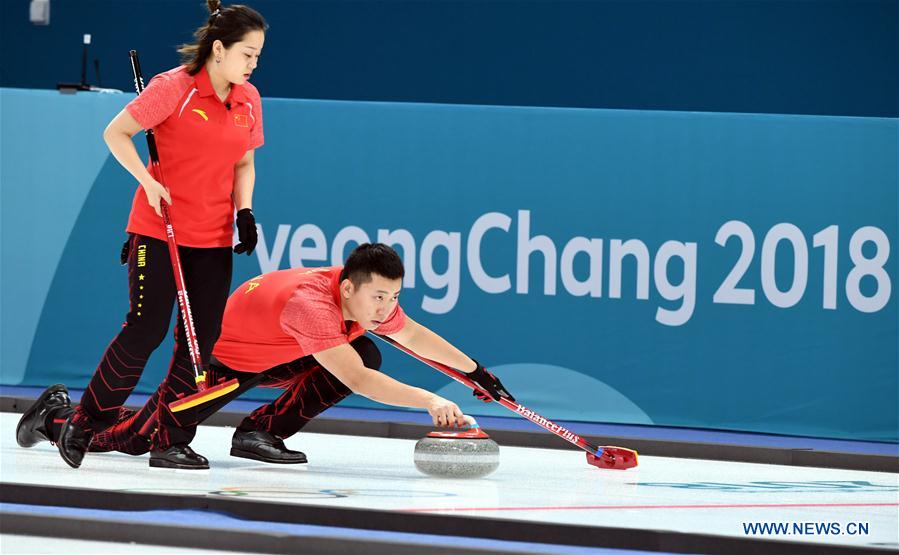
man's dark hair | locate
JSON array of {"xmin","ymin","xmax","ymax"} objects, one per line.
[{"xmin": 340, "ymin": 243, "xmax": 405, "ymax": 286}]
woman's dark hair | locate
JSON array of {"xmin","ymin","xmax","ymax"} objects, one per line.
[
  {"xmin": 340, "ymin": 244, "xmax": 406, "ymax": 287},
  {"xmin": 178, "ymin": 1, "xmax": 268, "ymax": 75}
]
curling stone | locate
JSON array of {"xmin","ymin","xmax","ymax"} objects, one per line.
[{"xmin": 413, "ymin": 417, "xmax": 499, "ymax": 478}]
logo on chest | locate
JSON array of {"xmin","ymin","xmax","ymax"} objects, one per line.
[
  {"xmin": 191, "ymin": 109, "xmax": 208, "ymax": 122},
  {"xmin": 245, "ymin": 275, "xmax": 263, "ymax": 294},
  {"xmin": 233, "ymin": 114, "xmax": 249, "ymax": 128}
]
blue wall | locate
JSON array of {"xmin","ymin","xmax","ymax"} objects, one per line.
[
  {"xmin": 1, "ymin": 89, "xmax": 896, "ymax": 441},
  {"xmin": 1, "ymin": 0, "xmax": 896, "ymax": 117}
]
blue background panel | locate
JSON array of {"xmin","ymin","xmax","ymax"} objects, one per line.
[{"xmin": 0, "ymin": 89, "xmax": 896, "ymax": 441}]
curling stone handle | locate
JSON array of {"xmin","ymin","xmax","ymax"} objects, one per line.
[{"xmin": 461, "ymin": 415, "xmax": 479, "ymax": 429}]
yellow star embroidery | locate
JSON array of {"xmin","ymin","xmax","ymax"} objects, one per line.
[{"xmin": 139, "ymin": 274, "xmax": 145, "ymax": 281}]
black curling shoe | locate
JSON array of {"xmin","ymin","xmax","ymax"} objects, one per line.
[
  {"xmin": 149, "ymin": 444, "xmax": 209, "ymax": 469},
  {"xmin": 231, "ymin": 429, "xmax": 307, "ymax": 464},
  {"xmin": 57, "ymin": 415, "xmax": 93, "ymax": 469},
  {"xmin": 16, "ymin": 384, "xmax": 71, "ymax": 448}
]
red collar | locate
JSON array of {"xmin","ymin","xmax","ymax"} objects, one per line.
[
  {"xmin": 330, "ymin": 267, "xmax": 343, "ymax": 308},
  {"xmin": 330, "ymin": 267, "xmax": 357, "ymax": 336},
  {"xmin": 194, "ymin": 65, "xmax": 248, "ymax": 103}
]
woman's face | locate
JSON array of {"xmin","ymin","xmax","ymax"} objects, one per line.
[{"xmin": 216, "ymin": 30, "xmax": 265, "ymax": 86}]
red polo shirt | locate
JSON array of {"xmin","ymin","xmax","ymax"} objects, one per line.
[
  {"xmin": 125, "ymin": 65, "xmax": 264, "ymax": 247},
  {"xmin": 213, "ymin": 267, "xmax": 407, "ymax": 372}
]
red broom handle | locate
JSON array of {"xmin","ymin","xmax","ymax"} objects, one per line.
[{"xmin": 372, "ymin": 333, "xmax": 606, "ymax": 458}]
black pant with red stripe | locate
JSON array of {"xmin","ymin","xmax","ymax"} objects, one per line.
[
  {"xmin": 69, "ymin": 234, "xmax": 231, "ymax": 450},
  {"xmin": 86, "ymin": 336, "xmax": 381, "ymax": 455}
]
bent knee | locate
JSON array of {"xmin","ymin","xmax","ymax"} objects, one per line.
[{"xmin": 351, "ymin": 336, "xmax": 382, "ymax": 371}]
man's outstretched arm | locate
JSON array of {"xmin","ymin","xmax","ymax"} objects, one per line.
[
  {"xmin": 313, "ymin": 343, "xmax": 466, "ymax": 427},
  {"xmin": 386, "ymin": 317, "xmax": 477, "ymax": 373},
  {"xmin": 385, "ymin": 317, "xmax": 515, "ymax": 402}
]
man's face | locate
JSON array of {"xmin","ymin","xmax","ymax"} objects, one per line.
[{"xmin": 343, "ymin": 273, "xmax": 402, "ymax": 330}]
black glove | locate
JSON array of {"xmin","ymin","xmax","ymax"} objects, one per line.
[
  {"xmin": 120, "ymin": 237, "xmax": 131, "ymax": 265},
  {"xmin": 234, "ymin": 208, "xmax": 258, "ymax": 255},
  {"xmin": 468, "ymin": 361, "xmax": 515, "ymax": 403}
]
